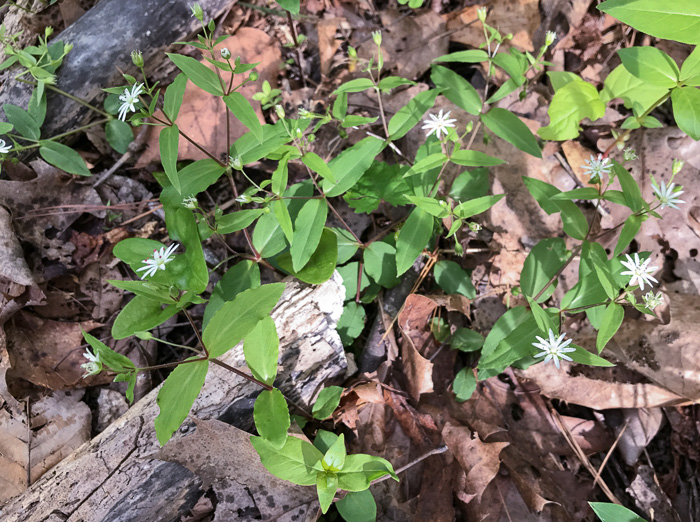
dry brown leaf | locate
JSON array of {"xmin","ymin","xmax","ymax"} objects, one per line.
[
  {"xmin": 136, "ymin": 28, "xmax": 282, "ymax": 166},
  {"xmin": 153, "ymin": 418, "xmax": 319, "ymax": 521},
  {"xmin": 562, "ymin": 140, "xmax": 597, "ymax": 184},
  {"xmin": 398, "ymin": 294, "xmax": 439, "ymax": 400},
  {"xmin": 414, "ymin": 454, "xmax": 456, "ymax": 522},
  {"xmin": 443, "ymin": 421, "xmax": 508, "ymax": 504},
  {"xmin": 614, "ymin": 408, "xmax": 664, "ymax": 466},
  {"xmin": 317, "ymin": 18, "xmax": 340, "ymax": 77},
  {"xmin": 384, "ymin": 390, "xmax": 440, "ymax": 448},
  {"xmin": 5, "ymin": 311, "xmax": 102, "ymax": 390}
]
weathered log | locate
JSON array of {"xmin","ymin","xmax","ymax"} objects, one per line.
[
  {"xmin": 0, "ymin": 0, "xmax": 233, "ymax": 142},
  {"xmin": 0, "ymin": 274, "xmax": 347, "ymax": 521}
]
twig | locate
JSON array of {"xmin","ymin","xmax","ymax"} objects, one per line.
[{"xmin": 370, "ymin": 444, "xmax": 448, "ymax": 485}]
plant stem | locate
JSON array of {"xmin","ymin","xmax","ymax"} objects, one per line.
[
  {"xmin": 286, "ymin": 11, "xmax": 307, "ymax": 89},
  {"xmin": 16, "ymin": 78, "xmax": 112, "ymax": 118},
  {"xmin": 12, "ymin": 118, "xmax": 110, "ymax": 151},
  {"xmin": 183, "ymin": 308, "xmax": 209, "ymax": 358}
]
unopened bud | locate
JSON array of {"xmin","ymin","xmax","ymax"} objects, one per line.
[
  {"xmin": 295, "ymin": 127, "xmax": 303, "ymax": 138},
  {"xmin": 235, "ymin": 194, "xmax": 251, "ymax": 204},
  {"xmin": 182, "ymin": 196, "xmax": 198, "ymax": 210},
  {"xmin": 672, "ymin": 158, "xmax": 684, "ymax": 176},
  {"xmin": 298, "ymin": 107, "xmax": 311, "ymax": 119},
  {"xmin": 228, "ymin": 155, "xmax": 242, "ymax": 170},
  {"xmin": 249, "ymin": 71, "xmax": 259, "ymax": 81},
  {"xmin": 221, "ymin": 47, "xmax": 231, "ymax": 60},
  {"xmin": 275, "ymin": 104, "xmax": 285, "ymax": 119},
  {"xmin": 468, "ymin": 222, "xmax": 482, "ymax": 232},
  {"xmin": 348, "ymin": 46, "xmax": 357, "ymax": 59},
  {"xmin": 372, "ymin": 31, "xmax": 382, "ymax": 46},
  {"xmin": 131, "ymin": 50, "xmax": 144, "ymax": 68},
  {"xmin": 623, "ymin": 147, "xmax": 638, "ymax": 161},
  {"xmin": 477, "ymin": 7, "xmax": 487, "ymax": 22},
  {"xmin": 190, "ymin": 3, "xmax": 203, "ymax": 21}
]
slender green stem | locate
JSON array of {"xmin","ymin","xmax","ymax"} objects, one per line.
[
  {"xmin": 11, "ymin": 118, "xmax": 109, "ymax": 151},
  {"xmin": 17, "ymin": 78, "xmax": 112, "ymax": 118},
  {"xmin": 182, "ymin": 307, "xmax": 209, "ymax": 358}
]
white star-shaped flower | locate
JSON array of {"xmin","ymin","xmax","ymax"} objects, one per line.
[
  {"xmin": 532, "ymin": 329, "xmax": 576, "ymax": 369},
  {"xmin": 642, "ymin": 291, "xmax": 664, "ymax": 310},
  {"xmin": 620, "ymin": 253, "xmax": 658, "ymax": 291},
  {"xmin": 81, "ymin": 350, "xmax": 102, "ymax": 378},
  {"xmin": 652, "ymin": 180, "xmax": 685, "ymax": 210},
  {"xmin": 581, "ymin": 154, "xmax": 611, "ymax": 183},
  {"xmin": 136, "ymin": 243, "xmax": 179, "ymax": 279},
  {"xmin": 0, "ymin": 138, "xmax": 11, "ymax": 154},
  {"xmin": 421, "ymin": 109, "xmax": 457, "ymax": 140},
  {"xmin": 118, "ymin": 83, "xmax": 145, "ymax": 122}
]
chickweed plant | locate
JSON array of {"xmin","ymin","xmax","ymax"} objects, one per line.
[{"xmin": 1, "ymin": 0, "xmax": 697, "ymax": 516}]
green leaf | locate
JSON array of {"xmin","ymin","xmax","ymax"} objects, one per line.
[
  {"xmin": 275, "ymin": 0, "xmax": 300, "ymax": 15},
  {"xmin": 613, "ymin": 161, "xmax": 644, "ymax": 211},
  {"xmin": 341, "ymin": 114, "xmax": 378, "ymax": 128},
  {"xmin": 600, "ymin": 64, "xmax": 669, "ymax": 117},
  {"xmin": 672, "ymin": 86, "xmax": 700, "ymax": 140},
  {"xmin": 317, "ymin": 472, "xmax": 339, "ymax": 514},
  {"xmin": 345, "ymin": 162, "xmax": 411, "ymax": 213},
  {"xmin": 0, "ymin": 121, "xmax": 13, "ymax": 134},
  {"xmin": 108, "ymin": 279, "xmax": 176, "ymax": 304},
  {"xmin": 431, "ymin": 65, "xmax": 481, "ymax": 115},
  {"xmin": 453, "ymin": 367, "xmax": 477, "ymax": 401},
  {"xmin": 434, "ymin": 260, "xmax": 476, "ymax": 299},
  {"xmin": 521, "ymin": 177, "xmax": 589, "ymax": 239},
  {"xmin": 481, "ymin": 108, "xmax": 541, "ymax": 158},
  {"xmin": 111, "ymin": 296, "xmax": 179, "ymax": 339},
  {"xmin": 332, "ymin": 228, "xmax": 361, "ymax": 264},
  {"xmin": 203, "ymin": 283, "xmax": 286, "ymax": 358},
  {"xmin": 203, "ymin": 260, "xmax": 260, "ymax": 329},
  {"xmin": 224, "ymin": 92, "xmax": 263, "ymax": 143},
  {"xmin": 290, "ymin": 198, "xmax": 328, "ymax": 271},
  {"xmin": 550, "ymin": 187, "xmax": 601, "ymax": 201},
  {"xmin": 322, "ymin": 433, "xmax": 347, "ymax": 471},
  {"xmin": 274, "ymin": 199, "xmax": 294, "ymax": 243},
  {"xmin": 617, "ymin": 47, "xmax": 679, "ymax": 88},
  {"xmin": 388, "ymin": 89, "xmax": 438, "ymax": 139},
  {"xmin": 337, "ymin": 301, "xmax": 366, "ymax": 345},
  {"xmin": 301, "ymin": 152, "xmax": 336, "ymax": 183},
  {"xmin": 451, "ymin": 328, "xmax": 484, "ymax": 352},
  {"xmin": 434, "ymin": 49, "xmax": 489, "ymax": 63},
  {"xmin": 39, "ymin": 141, "xmax": 91, "ymax": 176},
  {"xmin": 337, "ymin": 262, "xmax": 369, "ymax": 301},
  {"xmin": 165, "ymin": 208, "xmax": 209, "ymax": 293},
  {"xmin": 312, "ymin": 386, "xmax": 343, "ymax": 419},
  {"xmin": 526, "ymin": 297, "xmax": 557, "ymax": 334},
  {"xmin": 589, "ymin": 501, "xmax": 647, "ymax": 522},
  {"xmin": 82, "ymin": 331, "xmax": 135, "ymax": 372},
  {"xmin": 538, "ymin": 75, "xmax": 605, "ymax": 141},
  {"xmin": 363, "ymin": 241, "xmax": 399, "ymax": 288},
  {"xmin": 167, "ymin": 53, "xmax": 223, "ymax": 96},
  {"xmin": 404, "ymin": 196, "xmax": 450, "ymax": 218},
  {"xmin": 253, "ymin": 211, "xmax": 287, "ymax": 258},
  {"xmin": 28, "ymin": 87, "xmax": 46, "ymax": 127},
  {"xmin": 243, "ymin": 316, "xmax": 280, "ymax": 386},
  {"xmin": 324, "ymin": 137, "xmax": 386, "ymax": 197},
  {"xmin": 159, "ymin": 125, "xmax": 180, "ymax": 192},
  {"xmin": 105, "ymin": 119, "xmax": 134, "ymax": 154},
  {"xmin": 216, "ymin": 209, "xmax": 265, "ymax": 234},
  {"xmin": 160, "ymin": 159, "xmax": 227, "ymax": 208},
  {"xmin": 154, "ymin": 358, "xmax": 209, "ymax": 445},
  {"xmin": 333, "ymin": 78, "xmax": 375, "ymax": 94},
  {"xmin": 337, "ymin": 490, "xmax": 377, "ymax": 522},
  {"xmin": 233, "ymin": 120, "xmax": 295, "ymax": 165},
  {"xmin": 597, "ymin": 0, "xmax": 700, "ymax": 45},
  {"xmin": 567, "ymin": 344, "xmax": 615, "ymax": 367},
  {"xmin": 405, "ymin": 152, "xmax": 447, "ymax": 177},
  {"xmin": 597, "ymin": 303, "xmax": 624, "ymax": 353},
  {"xmin": 164, "ymin": 73, "xmax": 187, "ymax": 122},
  {"xmin": 450, "ymin": 150, "xmax": 505, "ymax": 167},
  {"xmin": 614, "ymin": 214, "xmax": 643, "ymax": 257},
  {"xmin": 453, "ymin": 194, "xmax": 505, "ymax": 220},
  {"xmin": 3, "ymin": 104, "xmax": 40, "ymax": 140},
  {"xmin": 520, "ymin": 238, "xmax": 568, "ymax": 303},
  {"xmin": 680, "ymin": 46, "xmax": 700, "ymax": 85},
  {"xmin": 278, "ymin": 228, "xmax": 338, "ymax": 284},
  {"xmin": 336, "ymin": 454, "xmax": 398, "ymax": 491},
  {"xmin": 478, "ymin": 306, "xmax": 537, "ymax": 373},
  {"xmin": 333, "ymin": 92, "xmax": 348, "ymax": 120},
  {"xmin": 377, "ymin": 76, "xmax": 415, "ymax": 90},
  {"xmin": 396, "ymin": 208, "xmax": 433, "ymax": 275},
  {"xmin": 449, "ymin": 169, "xmax": 489, "ymax": 201},
  {"xmin": 251, "ymin": 435, "xmax": 324, "ymax": 486},
  {"xmin": 254, "ymin": 388, "xmax": 290, "ymax": 449}
]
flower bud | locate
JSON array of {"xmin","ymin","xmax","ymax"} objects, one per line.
[
  {"xmin": 228, "ymin": 155, "xmax": 242, "ymax": 170},
  {"xmin": 348, "ymin": 46, "xmax": 357, "ymax": 59},
  {"xmin": 468, "ymin": 222, "xmax": 482, "ymax": 232},
  {"xmin": 182, "ymin": 196, "xmax": 198, "ymax": 210},
  {"xmin": 135, "ymin": 331, "xmax": 154, "ymax": 340},
  {"xmin": 298, "ymin": 107, "xmax": 311, "ymax": 119},
  {"xmin": 623, "ymin": 147, "xmax": 638, "ymax": 161},
  {"xmin": 221, "ymin": 47, "xmax": 231, "ymax": 60},
  {"xmin": 249, "ymin": 71, "xmax": 259, "ymax": 81},
  {"xmin": 372, "ymin": 30, "xmax": 382, "ymax": 46},
  {"xmin": 477, "ymin": 6, "xmax": 487, "ymax": 22},
  {"xmin": 295, "ymin": 127, "xmax": 303, "ymax": 138},
  {"xmin": 275, "ymin": 104, "xmax": 285, "ymax": 119},
  {"xmin": 131, "ymin": 50, "xmax": 144, "ymax": 68},
  {"xmin": 190, "ymin": 3, "xmax": 203, "ymax": 21},
  {"xmin": 672, "ymin": 158, "xmax": 684, "ymax": 175},
  {"xmin": 236, "ymin": 194, "xmax": 251, "ymax": 204},
  {"xmin": 545, "ymin": 31, "xmax": 557, "ymax": 47}
]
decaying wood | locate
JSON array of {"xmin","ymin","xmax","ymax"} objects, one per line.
[
  {"xmin": 0, "ymin": 274, "xmax": 347, "ymax": 521},
  {"xmin": 0, "ymin": 0, "xmax": 234, "ymax": 142}
]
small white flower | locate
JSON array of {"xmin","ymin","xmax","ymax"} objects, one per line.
[
  {"xmin": 620, "ymin": 253, "xmax": 658, "ymax": 291},
  {"xmin": 182, "ymin": 196, "xmax": 198, "ymax": 210},
  {"xmin": 652, "ymin": 180, "xmax": 685, "ymax": 210},
  {"xmin": 135, "ymin": 243, "xmax": 179, "ymax": 279},
  {"xmin": 532, "ymin": 329, "xmax": 576, "ymax": 369},
  {"xmin": 81, "ymin": 350, "xmax": 102, "ymax": 378},
  {"xmin": 118, "ymin": 83, "xmax": 145, "ymax": 122},
  {"xmin": 421, "ymin": 109, "xmax": 457, "ymax": 140},
  {"xmin": 672, "ymin": 158, "xmax": 684, "ymax": 176},
  {"xmin": 643, "ymin": 291, "xmax": 664, "ymax": 310},
  {"xmin": 477, "ymin": 6, "xmax": 487, "ymax": 22},
  {"xmin": 0, "ymin": 138, "xmax": 11, "ymax": 154},
  {"xmin": 623, "ymin": 147, "xmax": 638, "ymax": 161},
  {"xmin": 372, "ymin": 30, "xmax": 382, "ymax": 46},
  {"xmin": 545, "ymin": 31, "xmax": 557, "ymax": 47},
  {"xmin": 581, "ymin": 154, "xmax": 611, "ymax": 183}
]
